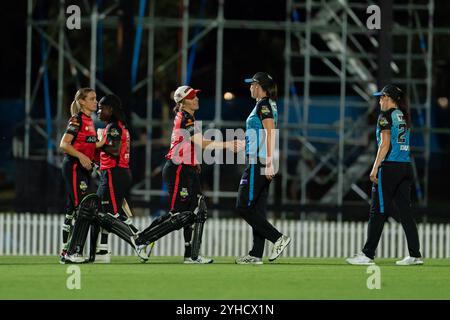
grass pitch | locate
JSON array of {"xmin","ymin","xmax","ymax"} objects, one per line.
[{"xmin": 0, "ymin": 256, "xmax": 449, "ymax": 300}]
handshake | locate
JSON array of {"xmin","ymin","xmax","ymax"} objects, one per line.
[{"xmin": 226, "ymin": 140, "xmax": 245, "ymax": 153}]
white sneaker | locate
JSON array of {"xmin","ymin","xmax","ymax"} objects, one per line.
[
  {"xmin": 396, "ymin": 256, "xmax": 423, "ymax": 266},
  {"xmin": 63, "ymin": 253, "xmax": 86, "ymax": 264},
  {"xmin": 235, "ymin": 255, "xmax": 263, "ymax": 265},
  {"xmin": 94, "ymin": 251, "xmax": 111, "ymax": 264},
  {"xmin": 346, "ymin": 252, "xmax": 375, "ymax": 265},
  {"xmin": 131, "ymin": 237, "xmax": 149, "ymax": 263},
  {"xmin": 184, "ymin": 256, "xmax": 214, "ymax": 264},
  {"xmin": 269, "ymin": 235, "xmax": 291, "ymax": 262}
]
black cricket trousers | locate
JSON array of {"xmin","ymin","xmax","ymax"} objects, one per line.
[
  {"xmin": 162, "ymin": 160, "xmax": 201, "ymax": 257},
  {"xmin": 236, "ymin": 162, "xmax": 282, "ymax": 258},
  {"xmin": 97, "ymin": 167, "xmax": 132, "ymax": 216},
  {"xmin": 362, "ymin": 161, "xmax": 421, "ymax": 259}
]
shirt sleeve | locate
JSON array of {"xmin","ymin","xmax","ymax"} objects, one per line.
[
  {"xmin": 182, "ymin": 115, "xmax": 196, "ymax": 137},
  {"xmin": 65, "ymin": 115, "xmax": 81, "ymax": 136},
  {"xmin": 105, "ymin": 122, "xmax": 122, "ymax": 146},
  {"xmin": 256, "ymin": 100, "xmax": 274, "ymax": 121},
  {"xmin": 378, "ymin": 112, "xmax": 392, "ymax": 131}
]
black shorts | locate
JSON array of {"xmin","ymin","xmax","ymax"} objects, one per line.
[
  {"xmin": 162, "ymin": 160, "xmax": 201, "ymax": 213},
  {"xmin": 370, "ymin": 161, "xmax": 413, "ymax": 216},
  {"xmin": 97, "ymin": 167, "xmax": 132, "ymax": 215},
  {"xmin": 61, "ymin": 157, "xmax": 93, "ymax": 213}
]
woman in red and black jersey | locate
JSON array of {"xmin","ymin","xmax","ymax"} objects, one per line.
[
  {"xmin": 95, "ymin": 94, "xmax": 138, "ymax": 262},
  {"xmin": 59, "ymin": 88, "xmax": 99, "ymax": 258},
  {"xmin": 163, "ymin": 86, "xmax": 244, "ymax": 263}
]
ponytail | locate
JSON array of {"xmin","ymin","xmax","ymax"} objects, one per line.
[
  {"xmin": 70, "ymin": 87, "xmax": 95, "ymax": 116},
  {"xmin": 261, "ymin": 82, "xmax": 278, "ymax": 101},
  {"xmin": 268, "ymin": 83, "xmax": 278, "ymax": 100},
  {"xmin": 397, "ymin": 95, "xmax": 411, "ymax": 129},
  {"xmin": 173, "ymin": 103, "xmax": 182, "ymax": 115},
  {"xmin": 70, "ymin": 100, "xmax": 81, "ymax": 116}
]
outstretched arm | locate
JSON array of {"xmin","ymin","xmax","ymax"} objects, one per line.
[{"xmin": 191, "ymin": 133, "xmax": 244, "ymax": 152}]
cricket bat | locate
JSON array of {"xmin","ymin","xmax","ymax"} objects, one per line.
[{"xmin": 122, "ymin": 198, "xmax": 133, "ymax": 218}]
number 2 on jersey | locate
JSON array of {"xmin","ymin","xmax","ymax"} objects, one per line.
[{"xmin": 397, "ymin": 123, "xmax": 407, "ymax": 143}]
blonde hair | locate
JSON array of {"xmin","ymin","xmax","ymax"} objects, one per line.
[
  {"xmin": 70, "ymin": 88, "xmax": 95, "ymax": 116},
  {"xmin": 173, "ymin": 102, "xmax": 183, "ymax": 114}
]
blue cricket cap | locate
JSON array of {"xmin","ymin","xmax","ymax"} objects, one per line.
[
  {"xmin": 373, "ymin": 84, "xmax": 403, "ymax": 101},
  {"xmin": 244, "ymin": 72, "xmax": 274, "ymax": 86}
]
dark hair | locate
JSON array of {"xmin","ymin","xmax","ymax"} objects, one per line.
[
  {"xmin": 261, "ymin": 82, "xmax": 278, "ymax": 100},
  {"xmin": 99, "ymin": 94, "xmax": 127, "ymax": 126},
  {"xmin": 397, "ymin": 94, "xmax": 411, "ymax": 129}
]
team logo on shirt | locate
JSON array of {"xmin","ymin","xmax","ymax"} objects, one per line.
[
  {"xmin": 79, "ymin": 181, "xmax": 88, "ymax": 191},
  {"xmin": 378, "ymin": 116, "xmax": 388, "ymax": 126},
  {"xmin": 397, "ymin": 114, "xmax": 405, "ymax": 122},
  {"xmin": 110, "ymin": 128, "xmax": 120, "ymax": 137},
  {"xmin": 261, "ymin": 105, "xmax": 271, "ymax": 115},
  {"xmin": 180, "ymin": 188, "xmax": 189, "ymax": 199}
]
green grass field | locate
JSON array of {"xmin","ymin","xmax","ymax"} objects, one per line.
[{"xmin": 0, "ymin": 256, "xmax": 449, "ymax": 300}]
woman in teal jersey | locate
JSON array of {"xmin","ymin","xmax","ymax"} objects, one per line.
[
  {"xmin": 235, "ymin": 72, "xmax": 291, "ymax": 265},
  {"xmin": 346, "ymin": 85, "xmax": 423, "ymax": 266}
]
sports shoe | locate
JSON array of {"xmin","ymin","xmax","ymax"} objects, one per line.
[
  {"xmin": 346, "ymin": 252, "xmax": 375, "ymax": 265},
  {"xmin": 94, "ymin": 250, "xmax": 111, "ymax": 264},
  {"xmin": 235, "ymin": 255, "xmax": 263, "ymax": 265},
  {"xmin": 131, "ymin": 237, "xmax": 149, "ymax": 263},
  {"xmin": 184, "ymin": 256, "xmax": 214, "ymax": 264},
  {"xmin": 63, "ymin": 253, "xmax": 86, "ymax": 264},
  {"xmin": 269, "ymin": 235, "xmax": 291, "ymax": 262},
  {"xmin": 395, "ymin": 256, "xmax": 424, "ymax": 266}
]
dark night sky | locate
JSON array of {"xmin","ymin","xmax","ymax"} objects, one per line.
[{"xmin": 2, "ymin": 0, "xmax": 449, "ymax": 101}]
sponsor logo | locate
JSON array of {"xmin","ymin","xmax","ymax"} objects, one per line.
[
  {"xmin": 86, "ymin": 136, "xmax": 97, "ymax": 143},
  {"xmin": 400, "ymin": 145, "xmax": 409, "ymax": 151},
  {"xmin": 180, "ymin": 188, "xmax": 189, "ymax": 199},
  {"xmin": 79, "ymin": 181, "xmax": 88, "ymax": 191},
  {"xmin": 378, "ymin": 116, "xmax": 388, "ymax": 127},
  {"xmin": 261, "ymin": 105, "xmax": 271, "ymax": 115},
  {"xmin": 110, "ymin": 128, "xmax": 120, "ymax": 137}
]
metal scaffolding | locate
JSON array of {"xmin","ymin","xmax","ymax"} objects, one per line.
[
  {"xmin": 283, "ymin": 0, "xmax": 436, "ymax": 211},
  {"xmin": 22, "ymin": 0, "xmax": 444, "ymax": 215}
]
